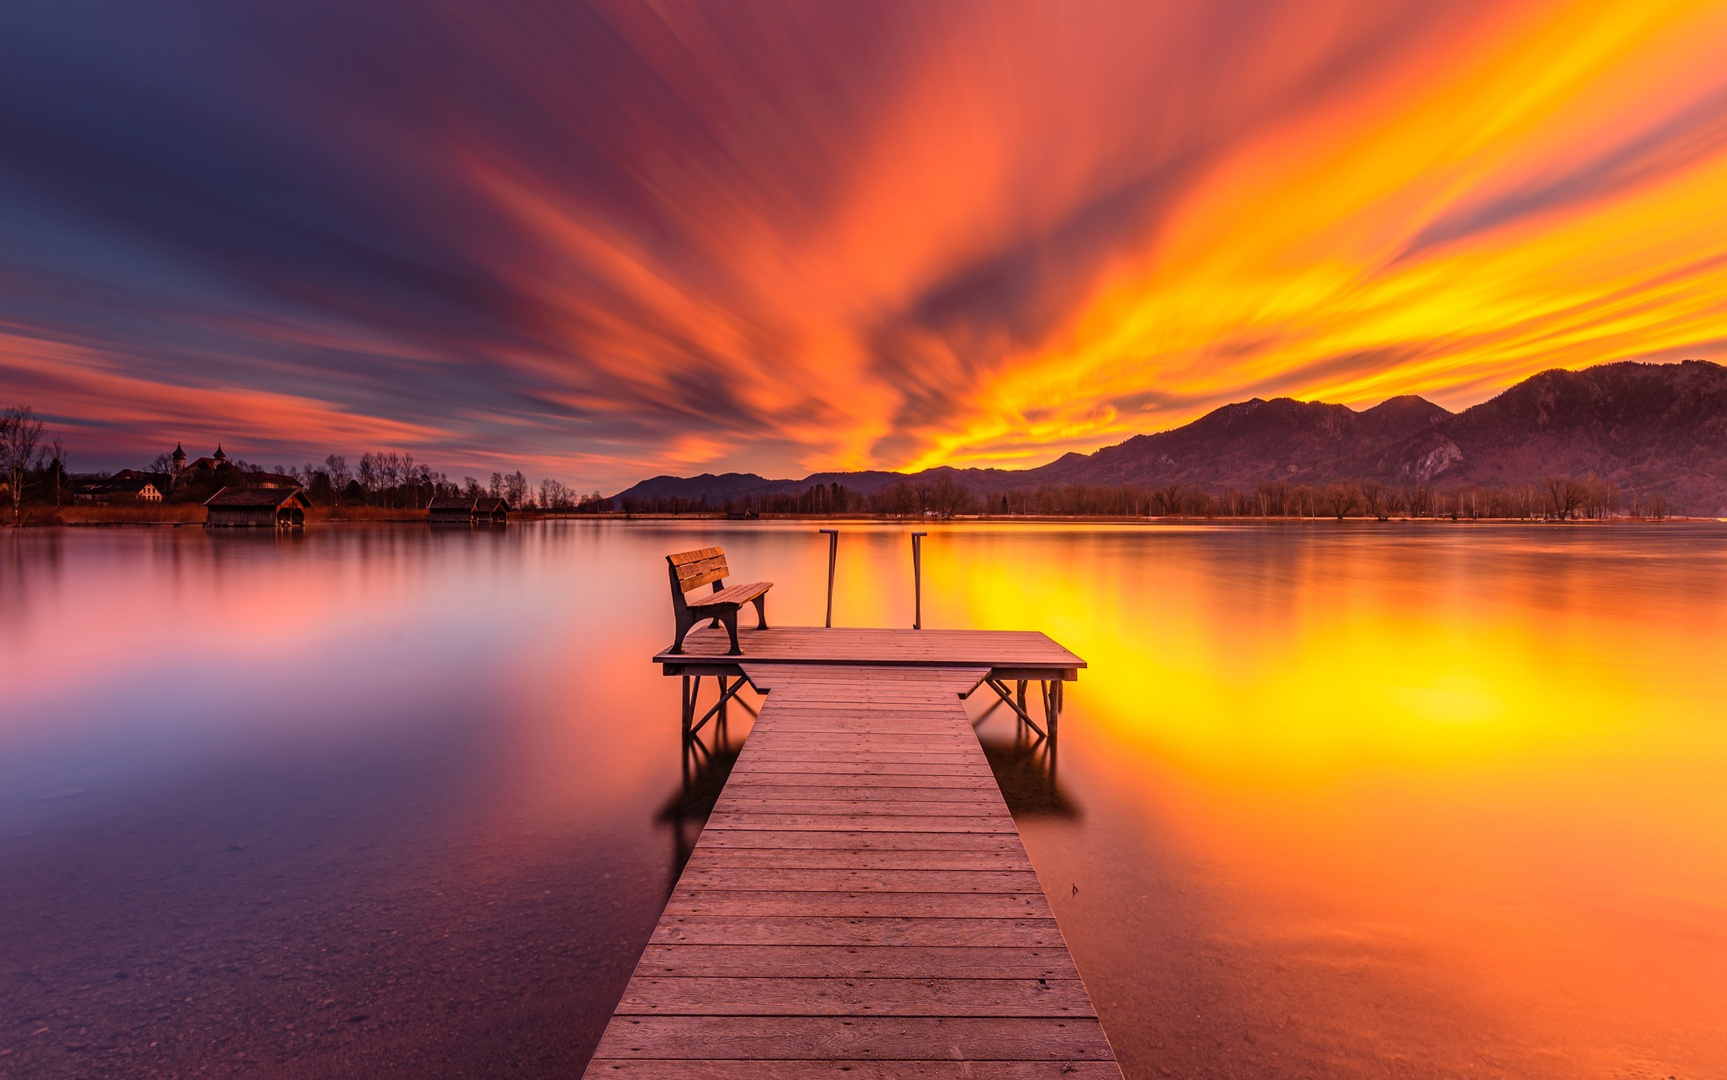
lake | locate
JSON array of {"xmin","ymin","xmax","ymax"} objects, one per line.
[{"xmin": 2, "ymin": 521, "xmax": 1723, "ymax": 1078}]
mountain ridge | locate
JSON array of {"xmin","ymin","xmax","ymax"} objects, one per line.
[{"xmin": 614, "ymin": 359, "xmax": 1727, "ymax": 514}]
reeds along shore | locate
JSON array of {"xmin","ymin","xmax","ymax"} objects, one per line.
[
  {"xmin": 622, "ymin": 474, "xmax": 1659, "ymax": 522},
  {"xmin": 24, "ymin": 478, "xmax": 1682, "ymax": 525}
]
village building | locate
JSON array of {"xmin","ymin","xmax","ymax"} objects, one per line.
[
  {"xmin": 204, "ymin": 486, "xmax": 309, "ymax": 528},
  {"xmin": 167, "ymin": 443, "xmax": 298, "ymax": 495},
  {"xmin": 67, "ymin": 469, "xmax": 168, "ymax": 503}
]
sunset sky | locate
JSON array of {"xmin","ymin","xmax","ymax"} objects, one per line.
[{"xmin": 3, "ymin": 0, "xmax": 1726, "ymax": 490}]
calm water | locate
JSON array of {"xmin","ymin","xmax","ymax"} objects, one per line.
[{"xmin": 2, "ymin": 522, "xmax": 1723, "ymax": 1079}]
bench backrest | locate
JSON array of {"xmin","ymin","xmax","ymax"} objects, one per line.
[{"xmin": 668, "ymin": 547, "xmax": 729, "ymax": 594}]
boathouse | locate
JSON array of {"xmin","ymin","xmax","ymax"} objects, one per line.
[
  {"xmin": 474, "ymin": 496, "xmax": 510, "ymax": 524},
  {"xmin": 426, "ymin": 495, "xmax": 476, "ymax": 524},
  {"xmin": 204, "ymin": 486, "xmax": 309, "ymax": 528}
]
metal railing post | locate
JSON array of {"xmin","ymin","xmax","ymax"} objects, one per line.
[
  {"xmin": 911, "ymin": 531, "xmax": 926, "ymax": 629},
  {"xmin": 819, "ymin": 528, "xmax": 838, "ymax": 628}
]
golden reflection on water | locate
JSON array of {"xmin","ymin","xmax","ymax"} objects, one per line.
[{"xmin": 926, "ymin": 523, "xmax": 1727, "ymax": 1077}]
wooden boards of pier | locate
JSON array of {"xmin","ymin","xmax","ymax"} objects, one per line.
[{"xmin": 583, "ymin": 663, "xmax": 1121, "ymax": 1078}]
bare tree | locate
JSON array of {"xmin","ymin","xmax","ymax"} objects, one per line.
[
  {"xmin": 325, "ymin": 454, "xmax": 351, "ymax": 503},
  {"xmin": 1324, "ymin": 482, "xmax": 1360, "ymax": 520},
  {"xmin": 1385, "ymin": 487, "xmax": 1408, "ymax": 518},
  {"xmin": 1361, "ymin": 481, "xmax": 1388, "ymax": 521},
  {"xmin": 0, "ymin": 405, "xmax": 44, "ymax": 525},
  {"xmin": 927, "ymin": 473, "xmax": 971, "ymax": 517},
  {"xmin": 357, "ymin": 452, "xmax": 379, "ymax": 498},
  {"xmin": 1545, "ymin": 476, "xmax": 1585, "ymax": 520},
  {"xmin": 49, "ymin": 438, "xmax": 66, "ymax": 507},
  {"xmin": 539, "ymin": 477, "xmax": 572, "ymax": 510}
]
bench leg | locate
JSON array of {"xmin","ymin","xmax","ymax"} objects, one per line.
[
  {"xmin": 751, "ymin": 595, "xmax": 769, "ymax": 630},
  {"xmin": 718, "ymin": 608, "xmax": 741, "ymax": 655},
  {"xmin": 670, "ymin": 609, "xmax": 697, "ymax": 654}
]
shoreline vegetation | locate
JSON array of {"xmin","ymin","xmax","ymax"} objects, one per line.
[
  {"xmin": 0, "ymin": 402, "xmax": 1698, "ymax": 528},
  {"xmin": 33, "ymin": 504, "xmax": 1705, "ymax": 528}
]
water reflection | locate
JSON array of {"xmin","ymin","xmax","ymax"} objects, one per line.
[
  {"xmin": 977, "ymin": 721, "xmax": 1074, "ymax": 819},
  {"xmin": 655, "ymin": 690, "xmax": 756, "ymax": 895},
  {"xmin": 2, "ymin": 522, "xmax": 1724, "ymax": 1079}
]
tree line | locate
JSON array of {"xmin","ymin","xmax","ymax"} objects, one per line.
[
  {"xmin": 624, "ymin": 473, "xmax": 1655, "ymax": 521},
  {"xmin": 286, "ymin": 454, "xmax": 604, "ymax": 511},
  {"xmin": 0, "ymin": 404, "xmax": 605, "ymax": 520}
]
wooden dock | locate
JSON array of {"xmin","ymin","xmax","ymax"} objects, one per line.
[
  {"xmin": 585, "ymin": 625, "xmax": 1118, "ymax": 1077},
  {"xmin": 655, "ymin": 625, "xmax": 1084, "ymax": 681}
]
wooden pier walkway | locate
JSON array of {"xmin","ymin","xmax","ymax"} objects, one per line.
[{"xmin": 584, "ymin": 629, "xmax": 1120, "ymax": 1078}]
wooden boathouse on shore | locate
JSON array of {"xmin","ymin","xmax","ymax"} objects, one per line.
[
  {"xmin": 427, "ymin": 494, "xmax": 477, "ymax": 524},
  {"xmin": 583, "ymin": 620, "xmax": 1121, "ymax": 1077},
  {"xmin": 428, "ymin": 495, "xmax": 511, "ymax": 524},
  {"xmin": 203, "ymin": 485, "xmax": 309, "ymax": 528},
  {"xmin": 427, "ymin": 495, "xmax": 512, "ymax": 524}
]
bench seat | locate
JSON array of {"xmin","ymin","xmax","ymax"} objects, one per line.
[{"xmin": 688, "ymin": 581, "xmax": 772, "ymax": 609}]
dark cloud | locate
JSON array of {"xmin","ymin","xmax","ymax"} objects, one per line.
[{"xmin": 1405, "ymin": 85, "xmax": 1727, "ymax": 258}]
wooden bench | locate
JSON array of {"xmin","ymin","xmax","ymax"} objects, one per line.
[{"xmin": 666, "ymin": 547, "xmax": 771, "ymax": 655}]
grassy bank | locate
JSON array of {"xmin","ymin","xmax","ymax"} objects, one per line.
[{"xmin": 51, "ymin": 504, "xmax": 205, "ymax": 526}]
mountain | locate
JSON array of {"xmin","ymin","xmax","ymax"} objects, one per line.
[
  {"xmin": 612, "ymin": 359, "xmax": 1727, "ymax": 513},
  {"xmin": 617, "ymin": 466, "xmax": 1020, "ymax": 504},
  {"xmin": 1379, "ymin": 360, "xmax": 1727, "ymax": 510},
  {"xmin": 1030, "ymin": 394, "xmax": 1452, "ymax": 488}
]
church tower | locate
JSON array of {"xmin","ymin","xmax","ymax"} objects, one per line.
[{"xmin": 171, "ymin": 443, "xmax": 186, "ymax": 474}]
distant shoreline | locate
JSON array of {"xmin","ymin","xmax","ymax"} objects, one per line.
[{"xmin": 19, "ymin": 507, "xmax": 1709, "ymax": 528}]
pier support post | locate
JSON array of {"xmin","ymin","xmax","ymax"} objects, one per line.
[
  {"xmin": 679, "ymin": 674, "xmax": 749, "ymax": 742},
  {"xmin": 983, "ymin": 675, "xmax": 1045, "ymax": 738},
  {"xmin": 820, "ymin": 529, "xmax": 839, "ymax": 627},
  {"xmin": 681, "ymin": 675, "xmax": 703, "ymax": 742},
  {"xmin": 911, "ymin": 532, "xmax": 926, "ymax": 629}
]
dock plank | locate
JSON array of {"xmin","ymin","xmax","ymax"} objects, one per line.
[
  {"xmin": 583, "ymin": 661, "xmax": 1118, "ymax": 1078},
  {"xmin": 683, "ymin": 848, "xmax": 1035, "ymax": 872},
  {"xmin": 673, "ymin": 868, "xmax": 1043, "ymax": 893},
  {"xmin": 616, "ymin": 976, "xmax": 1096, "ymax": 1017},
  {"xmin": 631, "ymin": 945, "xmax": 1080, "ymax": 980},
  {"xmin": 588, "ymin": 1063, "xmax": 1123, "ymax": 1080},
  {"xmin": 592, "ymin": 1016, "xmax": 1115, "ymax": 1061},
  {"xmin": 650, "ymin": 916, "xmax": 1068, "ymax": 948}
]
